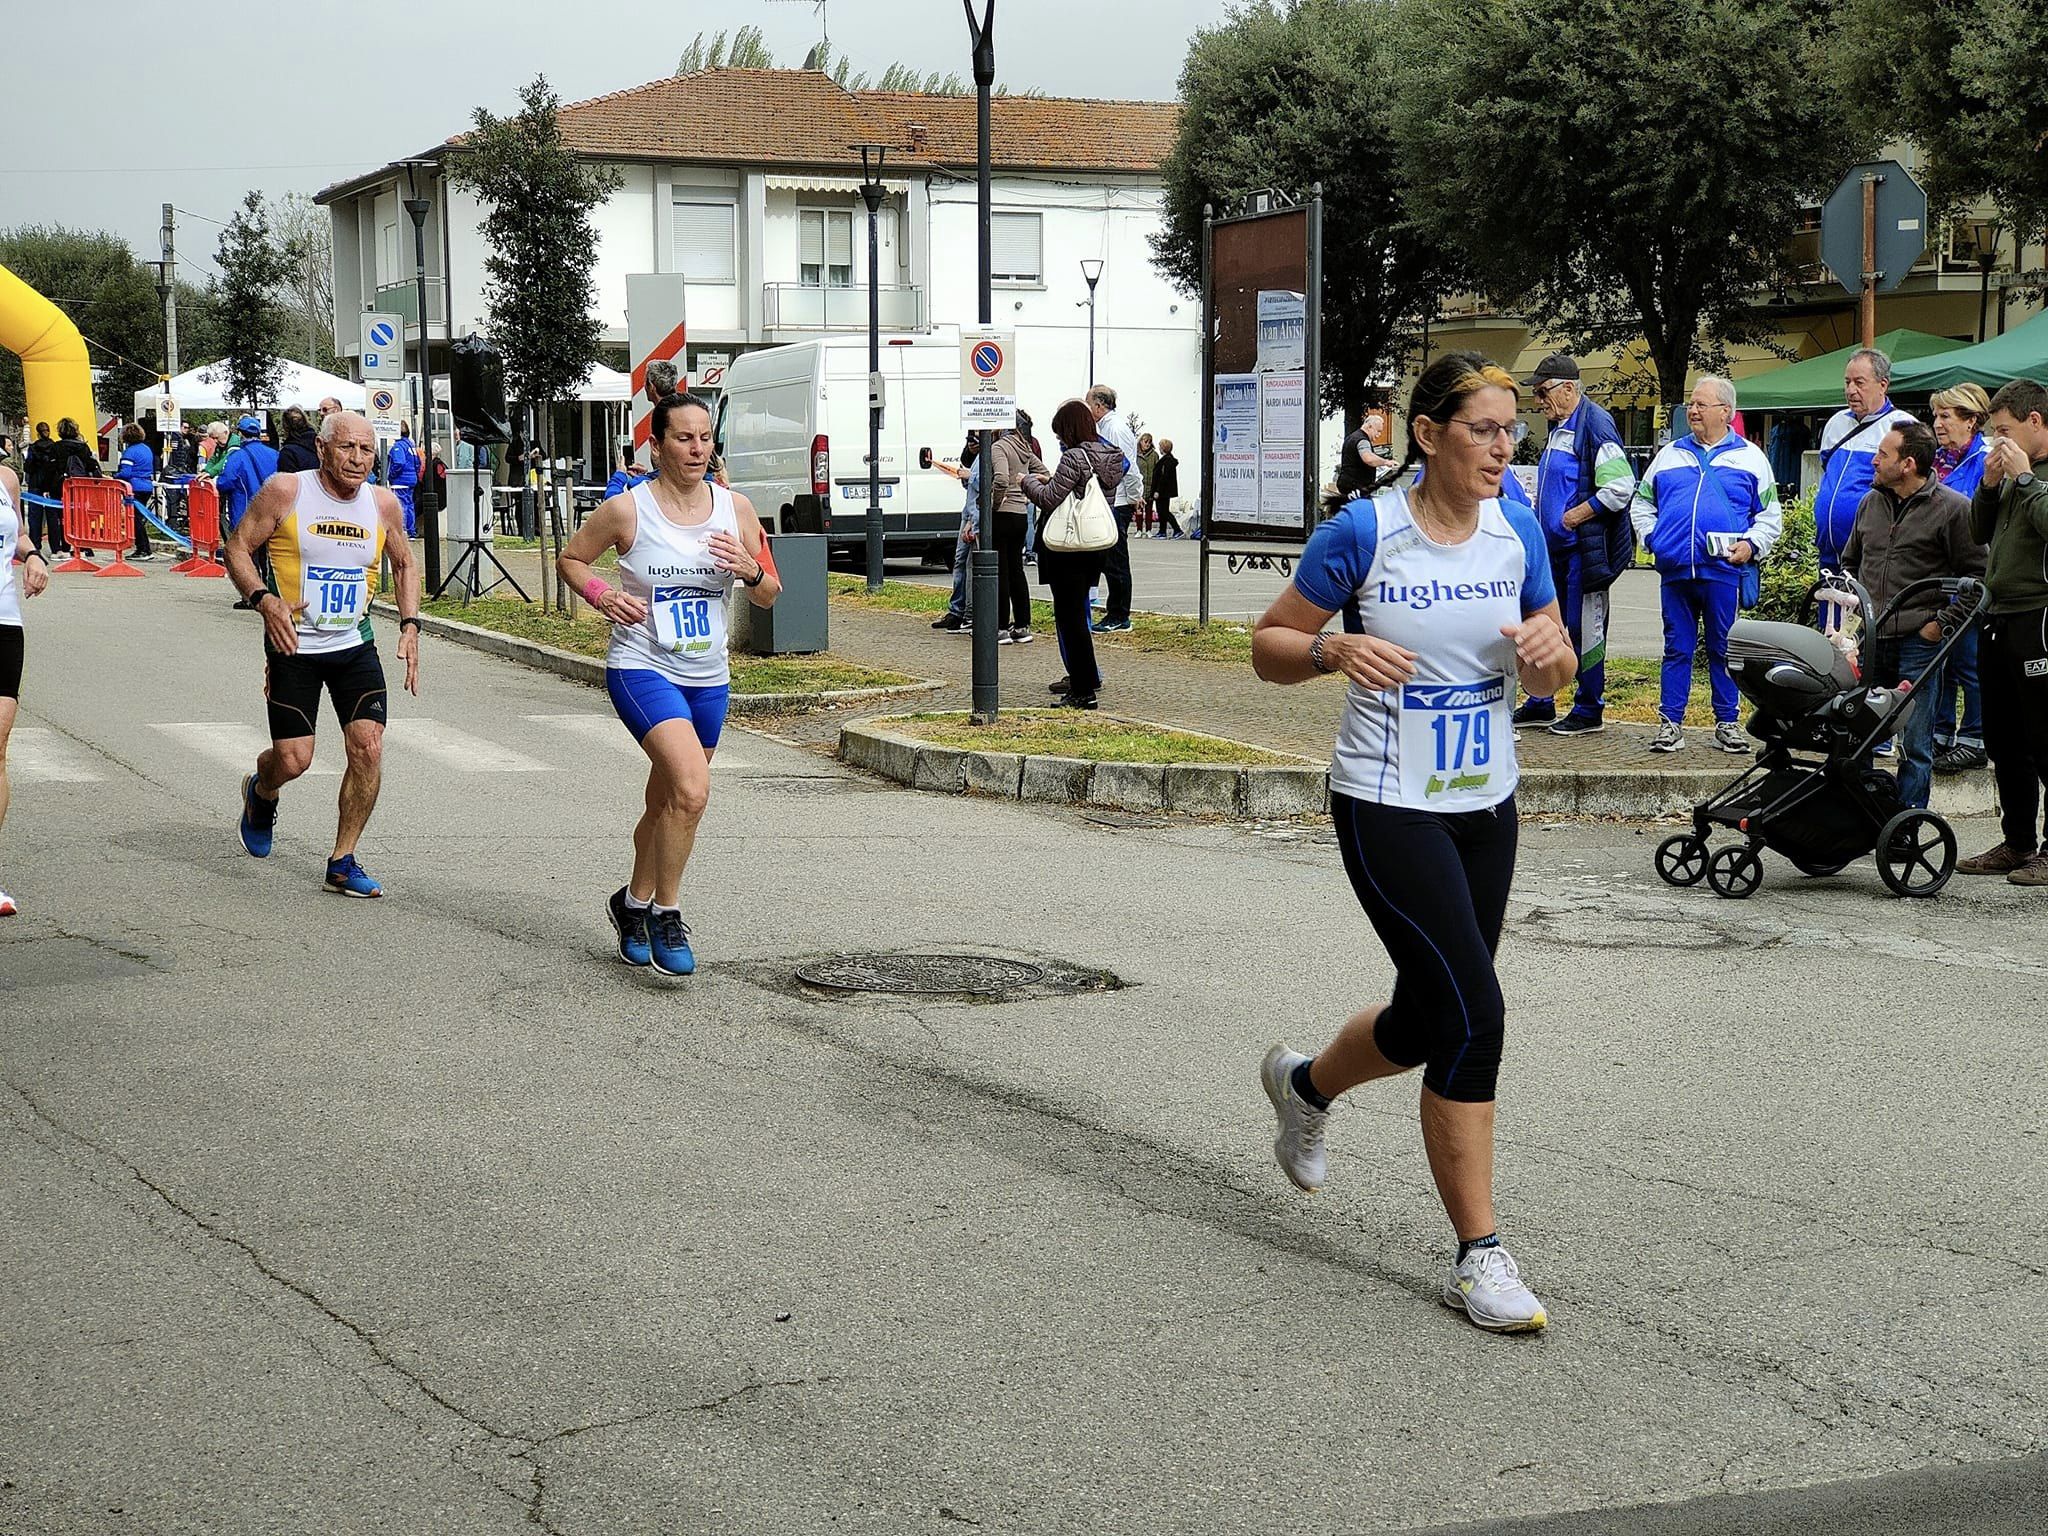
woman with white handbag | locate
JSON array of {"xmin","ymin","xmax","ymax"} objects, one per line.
[{"xmin": 1021, "ymin": 399, "xmax": 1126, "ymax": 710}]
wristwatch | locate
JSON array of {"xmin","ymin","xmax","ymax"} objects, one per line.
[
  {"xmin": 741, "ymin": 563, "xmax": 765, "ymax": 588},
  {"xmin": 400, "ymin": 616, "xmax": 423, "ymax": 632}
]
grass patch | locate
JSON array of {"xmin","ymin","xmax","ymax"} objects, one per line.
[
  {"xmin": 887, "ymin": 710, "xmax": 1293, "ymax": 766},
  {"xmin": 418, "ymin": 596, "xmax": 915, "ymax": 694},
  {"xmin": 1589, "ymin": 658, "xmax": 1722, "ymax": 727}
]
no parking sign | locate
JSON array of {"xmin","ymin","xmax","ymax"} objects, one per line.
[{"xmin": 960, "ymin": 328, "xmax": 1016, "ymax": 428}]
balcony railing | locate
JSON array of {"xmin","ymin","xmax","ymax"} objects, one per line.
[
  {"xmin": 762, "ymin": 282, "xmax": 925, "ymax": 333},
  {"xmin": 373, "ymin": 278, "xmax": 447, "ymax": 328}
]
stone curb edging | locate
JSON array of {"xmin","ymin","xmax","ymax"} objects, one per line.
[
  {"xmin": 839, "ymin": 717, "xmax": 1329, "ymax": 817},
  {"xmin": 370, "ymin": 601, "xmax": 942, "ymax": 716},
  {"xmin": 839, "ymin": 715, "xmax": 2002, "ymax": 822}
]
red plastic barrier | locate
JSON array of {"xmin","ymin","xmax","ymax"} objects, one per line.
[
  {"xmin": 174, "ymin": 482, "xmax": 226, "ymax": 578},
  {"xmin": 56, "ymin": 479, "xmax": 145, "ymax": 575}
]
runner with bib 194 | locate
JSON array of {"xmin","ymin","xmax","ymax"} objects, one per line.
[
  {"xmin": 1250, "ymin": 352, "xmax": 1576, "ymax": 1333},
  {"xmin": 557, "ymin": 391, "xmax": 780, "ymax": 977}
]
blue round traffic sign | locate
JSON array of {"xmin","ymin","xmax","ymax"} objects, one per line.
[
  {"xmin": 369, "ymin": 321, "xmax": 396, "ymax": 348},
  {"xmin": 971, "ymin": 342, "xmax": 1003, "ymax": 378}
]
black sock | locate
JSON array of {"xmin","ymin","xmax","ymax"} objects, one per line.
[
  {"xmin": 1290, "ymin": 1058, "xmax": 1333, "ymax": 1112},
  {"xmin": 1458, "ymin": 1232, "xmax": 1501, "ymax": 1264}
]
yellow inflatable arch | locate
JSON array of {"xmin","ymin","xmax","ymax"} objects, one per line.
[{"xmin": 1, "ymin": 262, "xmax": 98, "ymax": 439}]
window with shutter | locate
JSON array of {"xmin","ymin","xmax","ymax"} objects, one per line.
[
  {"xmin": 672, "ymin": 200, "xmax": 736, "ymax": 284},
  {"xmin": 799, "ymin": 209, "xmax": 825, "ymax": 288},
  {"xmin": 798, "ymin": 208, "xmax": 854, "ymax": 288},
  {"xmin": 991, "ymin": 212, "xmax": 1041, "ymax": 284}
]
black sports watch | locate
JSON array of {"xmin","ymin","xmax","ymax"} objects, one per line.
[{"xmin": 400, "ymin": 616, "xmax": 423, "ymax": 632}]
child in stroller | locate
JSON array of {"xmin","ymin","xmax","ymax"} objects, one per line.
[{"xmin": 1654, "ymin": 571, "xmax": 1988, "ymax": 898}]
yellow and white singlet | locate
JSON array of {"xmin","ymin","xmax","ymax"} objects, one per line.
[{"xmin": 266, "ymin": 473, "xmax": 386, "ymax": 655}]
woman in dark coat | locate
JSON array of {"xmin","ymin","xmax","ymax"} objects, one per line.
[{"xmin": 1020, "ymin": 397, "xmax": 1128, "ymax": 710}]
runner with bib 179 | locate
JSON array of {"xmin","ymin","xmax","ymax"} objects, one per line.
[
  {"xmin": 1250, "ymin": 352, "xmax": 1576, "ymax": 1333},
  {"xmin": 557, "ymin": 392, "xmax": 780, "ymax": 977},
  {"xmin": 226, "ymin": 411, "xmax": 421, "ymax": 898}
]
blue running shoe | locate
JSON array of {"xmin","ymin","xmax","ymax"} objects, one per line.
[
  {"xmin": 648, "ymin": 907, "xmax": 695, "ymax": 975},
  {"xmin": 239, "ymin": 773, "xmax": 277, "ymax": 858},
  {"xmin": 324, "ymin": 854, "xmax": 383, "ymax": 898},
  {"xmin": 607, "ymin": 886, "xmax": 652, "ymax": 967}
]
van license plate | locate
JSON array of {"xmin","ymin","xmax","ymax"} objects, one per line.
[{"xmin": 839, "ymin": 483, "xmax": 893, "ymax": 498}]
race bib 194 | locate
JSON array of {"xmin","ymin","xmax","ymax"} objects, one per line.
[
  {"xmin": 650, "ymin": 586, "xmax": 716, "ymax": 656},
  {"xmin": 305, "ymin": 566, "xmax": 368, "ymax": 630},
  {"xmin": 1399, "ymin": 676, "xmax": 1506, "ymax": 803}
]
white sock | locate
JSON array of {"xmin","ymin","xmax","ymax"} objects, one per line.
[{"xmin": 623, "ymin": 891, "xmax": 650, "ymax": 910}]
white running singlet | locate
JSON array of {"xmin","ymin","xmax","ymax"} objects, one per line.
[
  {"xmin": 606, "ymin": 480, "xmax": 739, "ymax": 687},
  {"xmin": 0, "ymin": 478, "xmax": 20, "ymax": 628},
  {"xmin": 266, "ymin": 472, "xmax": 386, "ymax": 656},
  {"xmin": 1293, "ymin": 488, "xmax": 1555, "ymax": 812}
]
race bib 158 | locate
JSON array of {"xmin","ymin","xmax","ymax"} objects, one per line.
[{"xmin": 650, "ymin": 586, "xmax": 716, "ymax": 656}]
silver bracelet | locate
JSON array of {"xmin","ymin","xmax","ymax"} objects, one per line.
[{"xmin": 1309, "ymin": 633, "xmax": 1334, "ymax": 674}]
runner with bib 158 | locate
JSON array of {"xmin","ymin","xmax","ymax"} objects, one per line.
[
  {"xmin": 557, "ymin": 391, "xmax": 780, "ymax": 978},
  {"xmin": 1250, "ymin": 352, "xmax": 1576, "ymax": 1332}
]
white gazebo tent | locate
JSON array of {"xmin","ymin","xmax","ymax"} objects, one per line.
[{"xmin": 133, "ymin": 359, "xmax": 367, "ymax": 422}]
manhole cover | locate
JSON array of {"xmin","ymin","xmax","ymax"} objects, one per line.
[{"xmin": 795, "ymin": 953, "xmax": 1048, "ymax": 997}]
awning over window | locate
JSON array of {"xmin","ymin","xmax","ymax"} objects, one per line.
[{"xmin": 764, "ymin": 172, "xmax": 909, "ymax": 195}]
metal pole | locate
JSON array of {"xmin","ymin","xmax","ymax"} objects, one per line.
[
  {"xmin": 1858, "ymin": 173, "xmax": 1878, "ymax": 351},
  {"xmin": 862, "ymin": 164, "xmax": 885, "ymax": 594},
  {"xmin": 1305, "ymin": 185, "xmax": 1323, "ymax": 535},
  {"xmin": 1977, "ymin": 257, "xmax": 1993, "ymax": 344},
  {"xmin": 1087, "ymin": 286, "xmax": 1097, "ymax": 387},
  {"xmin": 1197, "ymin": 204, "xmax": 1213, "ymax": 628},
  {"xmin": 404, "ymin": 188, "xmax": 442, "ymax": 595},
  {"xmin": 159, "ymin": 204, "xmax": 180, "ymax": 376},
  {"xmin": 966, "ymin": 0, "xmax": 999, "ymax": 723}
]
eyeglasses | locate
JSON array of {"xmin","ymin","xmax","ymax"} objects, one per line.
[
  {"xmin": 1687, "ymin": 399, "xmax": 1733, "ymax": 413},
  {"xmin": 1447, "ymin": 416, "xmax": 1529, "ymax": 447}
]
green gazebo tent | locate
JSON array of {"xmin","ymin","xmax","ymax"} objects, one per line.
[
  {"xmin": 1737, "ymin": 328, "xmax": 1961, "ymax": 411},
  {"xmin": 1889, "ymin": 307, "xmax": 2048, "ymax": 395}
]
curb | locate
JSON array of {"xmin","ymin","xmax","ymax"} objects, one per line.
[
  {"xmin": 371, "ymin": 601, "xmax": 942, "ymax": 716},
  {"xmin": 838, "ymin": 715, "xmax": 2002, "ymax": 822},
  {"xmin": 839, "ymin": 717, "xmax": 1328, "ymax": 817}
]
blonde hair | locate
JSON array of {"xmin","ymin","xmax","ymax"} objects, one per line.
[{"xmin": 1930, "ymin": 382, "xmax": 1991, "ymax": 422}]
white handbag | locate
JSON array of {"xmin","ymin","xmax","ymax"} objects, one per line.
[{"xmin": 1041, "ymin": 453, "xmax": 1118, "ymax": 552}]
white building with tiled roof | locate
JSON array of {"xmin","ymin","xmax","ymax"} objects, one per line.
[{"xmin": 316, "ymin": 68, "xmax": 1198, "ymax": 480}]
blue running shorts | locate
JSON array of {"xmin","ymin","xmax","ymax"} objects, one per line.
[{"xmin": 605, "ymin": 668, "xmax": 730, "ymax": 749}]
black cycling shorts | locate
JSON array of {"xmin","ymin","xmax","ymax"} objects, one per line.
[
  {"xmin": 0, "ymin": 624, "xmax": 21, "ymax": 701},
  {"xmin": 264, "ymin": 643, "xmax": 387, "ymax": 740}
]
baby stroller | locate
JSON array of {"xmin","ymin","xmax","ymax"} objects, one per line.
[{"xmin": 1653, "ymin": 572, "xmax": 1990, "ymax": 899}]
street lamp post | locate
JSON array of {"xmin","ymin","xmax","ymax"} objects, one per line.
[
  {"xmin": 857, "ymin": 143, "xmax": 889, "ymax": 595},
  {"xmin": 1964, "ymin": 218, "xmax": 2001, "ymax": 343},
  {"xmin": 1079, "ymin": 258, "xmax": 1103, "ymax": 387},
  {"xmin": 400, "ymin": 162, "xmax": 441, "ymax": 595},
  {"xmin": 965, "ymin": 0, "xmax": 999, "ymax": 722}
]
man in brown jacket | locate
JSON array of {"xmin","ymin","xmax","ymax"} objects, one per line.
[{"xmin": 1843, "ymin": 418, "xmax": 1984, "ymax": 809}]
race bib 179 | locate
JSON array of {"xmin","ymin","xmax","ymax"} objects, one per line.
[{"xmin": 1399, "ymin": 676, "xmax": 1506, "ymax": 803}]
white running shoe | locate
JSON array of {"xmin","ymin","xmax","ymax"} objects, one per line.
[
  {"xmin": 1260, "ymin": 1044, "xmax": 1329, "ymax": 1191},
  {"xmin": 1443, "ymin": 1243, "xmax": 1549, "ymax": 1332},
  {"xmin": 1650, "ymin": 720, "xmax": 1685, "ymax": 753},
  {"xmin": 1713, "ymin": 721, "xmax": 1752, "ymax": 755},
  {"xmin": 0, "ymin": 888, "xmax": 16, "ymax": 917}
]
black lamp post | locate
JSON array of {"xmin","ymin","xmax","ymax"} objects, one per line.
[
  {"xmin": 857, "ymin": 142, "xmax": 889, "ymax": 595},
  {"xmin": 1963, "ymin": 217, "xmax": 2001, "ymax": 343},
  {"xmin": 965, "ymin": 0, "xmax": 999, "ymax": 722},
  {"xmin": 1080, "ymin": 258, "xmax": 1103, "ymax": 387},
  {"xmin": 400, "ymin": 161, "xmax": 441, "ymax": 593}
]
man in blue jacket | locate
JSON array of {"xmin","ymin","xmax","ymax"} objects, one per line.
[
  {"xmin": 213, "ymin": 414, "xmax": 279, "ymax": 531},
  {"xmin": 1517, "ymin": 354, "xmax": 1638, "ymax": 735},
  {"xmin": 1631, "ymin": 376, "xmax": 1782, "ymax": 755},
  {"xmin": 386, "ymin": 420, "xmax": 421, "ymax": 536},
  {"xmin": 1813, "ymin": 348, "xmax": 1919, "ymax": 569}
]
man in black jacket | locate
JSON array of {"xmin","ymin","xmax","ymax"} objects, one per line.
[{"xmin": 274, "ymin": 406, "xmax": 320, "ymax": 473}]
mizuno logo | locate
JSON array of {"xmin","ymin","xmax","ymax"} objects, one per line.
[{"xmin": 1404, "ymin": 678, "xmax": 1507, "ymax": 710}]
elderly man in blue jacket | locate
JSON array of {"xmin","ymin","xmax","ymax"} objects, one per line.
[
  {"xmin": 1813, "ymin": 347, "xmax": 1919, "ymax": 570},
  {"xmin": 213, "ymin": 414, "xmax": 279, "ymax": 531},
  {"xmin": 1515, "ymin": 353, "xmax": 1638, "ymax": 735},
  {"xmin": 1632, "ymin": 375, "xmax": 1783, "ymax": 755}
]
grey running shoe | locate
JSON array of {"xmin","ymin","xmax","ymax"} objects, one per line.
[
  {"xmin": 1259, "ymin": 1045, "xmax": 1329, "ymax": 1192},
  {"xmin": 1650, "ymin": 721, "xmax": 1685, "ymax": 753},
  {"xmin": 1443, "ymin": 1244, "xmax": 1549, "ymax": 1332},
  {"xmin": 1713, "ymin": 721, "xmax": 1752, "ymax": 754}
]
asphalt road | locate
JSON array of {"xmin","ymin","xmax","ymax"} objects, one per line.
[{"xmin": 4, "ymin": 574, "xmax": 2043, "ymax": 1534}]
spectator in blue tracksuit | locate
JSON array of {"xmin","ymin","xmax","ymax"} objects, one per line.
[
  {"xmin": 604, "ymin": 456, "xmax": 652, "ymax": 499},
  {"xmin": 1813, "ymin": 348, "xmax": 1919, "ymax": 569},
  {"xmin": 1631, "ymin": 374, "xmax": 1782, "ymax": 756},
  {"xmin": 1516, "ymin": 353, "xmax": 1637, "ymax": 735},
  {"xmin": 387, "ymin": 421, "xmax": 421, "ymax": 536},
  {"xmin": 115, "ymin": 423, "xmax": 158, "ymax": 559},
  {"xmin": 1929, "ymin": 382, "xmax": 1994, "ymax": 772},
  {"xmin": 213, "ymin": 413, "xmax": 279, "ymax": 531}
]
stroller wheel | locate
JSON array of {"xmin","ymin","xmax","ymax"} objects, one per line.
[
  {"xmin": 1877, "ymin": 809, "xmax": 1956, "ymax": 898},
  {"xmin": 1706, "ymin": 846, "xmax": 1764, "ymax": 899},
  {"xmin": 1654, "ymin": 833, "xmax": 1708, "ymax": 887}
]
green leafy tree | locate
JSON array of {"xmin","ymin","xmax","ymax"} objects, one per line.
[
  {"xmin": 1833, "ymin": 0, "xmax": 2047, "ymax": 267},
  {"xmin": 1387, "ymin": 0, "xmax": 1862, "ymax": 409},
  {"xmin": 675, "ymin": 25, "xmax": 775, "ymax": 74},
  {"xmin": 208, "ymin": 190, "xmax": 294, "ymax": 413},
  {"xmin": 447, "ymin": 76, "xmax": 623, "ymax": 610},
  {"xmin": 0, "ymin": 225, "xmax": 165, "ymax": 421},
  {"xmin": 1153, "ymin": 0, "xmax": 1464, "ymax": 421}
]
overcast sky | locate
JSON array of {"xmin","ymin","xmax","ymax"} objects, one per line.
[{"xmin": 5, "ymin": 0, "xmax": 1230, "ymax": 275}]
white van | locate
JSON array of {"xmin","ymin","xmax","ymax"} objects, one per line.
[{"xmin": 714, "ymin": 331, "xmax": 974, "ymax": 563}]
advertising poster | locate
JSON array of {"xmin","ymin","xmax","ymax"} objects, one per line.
[
  {"xmin": 1258, "ymin": 447, "xmax": 1304, "ymax": 523},
  {"xmin": 1256, "ymin": 290, "xmax": 1306, "ymax": 373},
  {"xmin": 1215, "ymin": 450, "xmax": 1261, "ymax": 517},
  {"xmin": 1214, "ymin": 374, "xmax": 1259, "ymax": 449}
]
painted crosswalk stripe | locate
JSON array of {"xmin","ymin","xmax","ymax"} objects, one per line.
[
  {"xmin": 523, "ymin": 713, "xmax": 640, "ymax": 755},
  {"xmin": 151, "ymin": 722, "xmax": 342, "ymax": 776},
  {"xmin": 9, "ymin": 727, "xmax": 109, "ymax": 783},
  {"xmin": 384, "ymin": 718, "xmax": 550, "ymax": 773}
]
